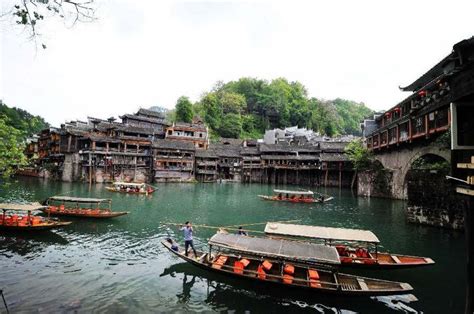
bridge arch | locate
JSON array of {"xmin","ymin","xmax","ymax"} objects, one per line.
[{"xmin": 374, "ymin": 145, "xmax": 451, "ymax": 199}]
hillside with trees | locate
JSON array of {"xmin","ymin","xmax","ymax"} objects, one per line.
[
  {"xmin": 175, "ymin": 78, "xmax": 374, "ymax": 139},
  {"xmin": 0, "ymin": 101, "xmax": 49, "ymax": 139},
  {"xmin": 0, "ymin": 101, "xmax": 49, "ymax": 177}
]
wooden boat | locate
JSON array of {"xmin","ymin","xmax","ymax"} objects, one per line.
[
  {"xmin": 0, "ymin": 202, "xmax": 71, "ymax": 231},
  {"xmin": 265, "ymin": 222, "xmax": 435, "ymax": 269},
  {"xmin": 44, "ymin": 196, "xmax": 128, "ymax": 219},
  {"xmin": 258, "ymin": 189, "xmax": 333, "ymax": 203},
  {"xmin": 161, "ymin": 233, "xmax": 413, "ymax": 296},
  {"xmin": 105, "ymin": 182, "xmax": 156, "ymax": 195}
]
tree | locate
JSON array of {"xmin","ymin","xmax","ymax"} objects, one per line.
[
  {"xmin": 0, "ymin": 115, "xmax": 27, "ymax": 178},
  {"xmin": 175, "ymin": 96, "xmax": 193, "ymax": 123},
  {"xmin": 200, "ymin": 92, "xmax": 221, "ymax": 130},
  {"xmin": 7, "ymin": 0, "xmax": 96, "ymax": 48},
  {"xmin": 344, "ymin": 139, "xmax": 373, "ymax": 171},
  {"xmin": 219, "ymin": 113, "xmax": 242, "ymax": 138}
]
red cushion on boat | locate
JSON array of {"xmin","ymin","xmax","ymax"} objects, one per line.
[
  {"xmin": 308, "ymin": 269, "xmax": 319, "ymax": 280},
  {"xmin": 283, "ymin": 274, "xmax": 293, "ymax": 284},
  {"xmin": 310, "ymin": 279, "xmax": 322, "ymax": 288},
  {"xmin": 212, "ymin": 255, "xmax": 228, "ymax": 269},
  {"xmin": 364, "ymin": 258, "xmax": 377, "ymax": 264},
  {"xmin": 262, "ymin": 260, "xmax": 272, "ymax": 271},
  {"xmin": 341, "ymin": 257, "xmax": 353, "ymax": 263},
  {"xmin": 284, "ymin": 264, "xmax": 295, "ymax": 275},
  {"xmin": 257, "ymin": 265, "xmax": 266, "ymax": 280},
  {"xmin": 234, "ymin": 261, "xmax": 244, "ymax": 274},
  {"xmin": 239, "ymin": 259, "xmax": 250, "ymax": 268}
]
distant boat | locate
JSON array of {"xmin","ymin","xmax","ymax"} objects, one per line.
[
  {"xmin": 162, "ymin": 233, "xmax": 413, "ymax": 296},
  {"xmin": 44, "ymin": 196, "xmax": 128, "ymax": 219},
  {"xmin": 258, "ymin": 189, "xmax": 333, "ymax": 203},
  {"xmin": 105, "ymin": 182, "xmax": 156, "ymax": 195},
  {"xmin": 0, "ymin": 202, "xmax": 71, "ymax": 231},
  {"xmin": 265, "ymin": 222, "xmax": 435, "ymax": 269}
]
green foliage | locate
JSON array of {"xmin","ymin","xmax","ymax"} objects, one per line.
[
  {"xmin": 0, "ymin": 115, "xmax": 27, "ymax": 178},
  {"xmin": 219, "ymin": 113, "xmax": 242, "ymax": 138},
  {"xmin": 175, "ymin": 96, "xmax": 194, "ymax": 123},
  {"xmin": 344, "ymin": 139, "xmax": 374, "ymax": 171},
  {"xmin": 410, "ymin": 156, "xmax": 450, "ymax": 171},
  {"xmin": 194, "ymin": 78, "xmax": 373, "ymax": 139},
  {"xmin": 0, "ymin": 101, "xmax": 49, "ymax": 139}
]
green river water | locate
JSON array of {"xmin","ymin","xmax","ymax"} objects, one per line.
[{"xmin": 0, "ymin": 177, "xmax": 466, "ymax": 313}]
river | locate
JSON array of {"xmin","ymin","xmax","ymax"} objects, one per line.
[{"xmin": 0, "ymin": 177, "xmax": 466, "ymax": 313}]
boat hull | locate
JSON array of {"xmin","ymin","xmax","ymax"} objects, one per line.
[
  {"xmin": 105, "ymin": 187, "xmax": 155, "ymax": 194},
  {"xmin": 0, "ymin": 221, "xmax": 71, "ymax": 231},
  {"xmin": 161, "ymin": 239, "xmax": 412, "ymax": 296},
  {"xmin": 43, "ymin": 208, "xmax": 128, "ymax": 219},
  {"xmin": 339, "ymin": 253, "xmax": 435, "ymax": 269},
  {"xmin": 258, "ymin": 195, "xmax": 333, "ymax": 203}
]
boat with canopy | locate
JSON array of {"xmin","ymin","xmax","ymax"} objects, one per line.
[
  {"xmin": 0, "ymin": 202, "xmax": 71, "ymax": 231},
  {"xmin": 161, "ymin": 233, "xmax": 413, "ymax": 296},
  {"xmin": 44, "ymin": 196, "xmax": 128, "ymax": 218},
  {"xmin": 264, "ymin": 222, "xmax": 435, "ymax": 269},
  {"xmin": 105, "ymin": 182, "xmax": 156, "ymax": 195},
  {"xmin": 258, "ymin": 189, "xmax": 333, "ymax": 203}
]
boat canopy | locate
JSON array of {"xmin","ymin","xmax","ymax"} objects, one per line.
[
  {"xmin": 48, "ymin": 196, "xmax": 111, "ymax": 203},
  {"xmin": 112, "ymin": 182, "xmax": 145, "ymax": 187},
  {"xmin": 265, "ymin": 222, "xmax": 380, "ymax": 244},
  {"xmin": 208, "ymin": 233, "xmax": 341, "ymax": 265},
  {"xmin": 0, "ymin": 202, "xmax": 46, "ymax": 211},
  {"xmin": 273, "ymin": 189, "xmax": 314, "ymax": 196}
]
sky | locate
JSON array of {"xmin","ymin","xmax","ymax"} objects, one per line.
[{"xmin": 1, "ymin": 0, "xmax": 473, "ymax": 127}]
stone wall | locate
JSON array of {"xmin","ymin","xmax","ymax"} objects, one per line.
[
  {"xmin": 357, "ymin": 169, "xmax": 393, "ymax": 198},
  {"xmin": 406, "ymin": 169, "xmax": 466, "ymax": 230}
]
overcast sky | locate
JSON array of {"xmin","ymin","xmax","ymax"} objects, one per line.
[{"xmin": 1, "ymin": 0, "xmax": 473, "ymax": 127}]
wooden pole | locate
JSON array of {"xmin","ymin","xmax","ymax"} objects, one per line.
[{"xmin": 466, "ymin": 195, "xmax": 473, "ymax": 314}]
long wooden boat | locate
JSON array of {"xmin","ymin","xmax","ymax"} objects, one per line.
[
  {"xmin": 44, "ymin": 196, "xmax": 128, "ymax": 219},
  {"xmin": 105, "ymin": 182, "xmax": 156, "ymax": 195},
  {"xmin": 265, "ymin": 222, "xmax": 435, "ymax": 269},
  {"xmin": 0, "ymin": 203, "xmax": 71, "ymax": 231},
  {"xmin": 258, "ymin": 189, "xmax": 333, "ymax": 203},
  {"xmin": 162, "ymin": 236, "xmax": 413, "ymax": 296}
]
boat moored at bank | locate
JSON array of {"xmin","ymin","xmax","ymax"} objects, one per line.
[
  {"xmin": 0, "ymin": 202, "xmax": 71, "ymax": 231},
  {"xmin": 162, "ymin": 233, "xmax": 413, "ymax": 296},
  {"xmin": 265, "ymin": 222, "xmax": 435, "ymax": 269}
]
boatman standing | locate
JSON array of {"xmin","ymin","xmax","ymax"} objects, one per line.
[{"xmin": 180, "ymin": 221, "xmax": 198, "ymax": 258}]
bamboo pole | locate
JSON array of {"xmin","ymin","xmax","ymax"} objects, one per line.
[
  {"xmin": 221, "ymin": 219, "xmax": 302, "ymax": 229},
  {"xmin": 163, "ymin": 222, "xmax": 266, "ymax": 234}
]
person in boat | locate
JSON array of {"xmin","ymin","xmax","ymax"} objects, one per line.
[
  {"xmin": 180, "ymin": 221, "xmax": 197, "ymax": 258},
  {"xmin": 277, "ymin": 193, "xmax": 282, "ymax": 200},
  {"xmin": 237, "ymin": 226, "xmax": 248, "ymax": 236},
  {"xmin": 319, "ymin": 195, "xmax": 325, "ymax": 202},
  {"xmin": 166, "ymin": 238, "xmax": 179, "ymax": 252}
]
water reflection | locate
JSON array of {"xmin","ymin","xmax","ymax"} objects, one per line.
[
  {"xmin": 160, "ymin": 262, "xmax": 409, "ymax": 313},
  {"xmin": 0, "ymin": 231, "xmax": 68, "ymax": 257}
]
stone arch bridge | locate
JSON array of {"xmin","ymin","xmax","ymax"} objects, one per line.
[{"xmin": 374, "ymin": 144, "xmax": 451, "ymax": 199}]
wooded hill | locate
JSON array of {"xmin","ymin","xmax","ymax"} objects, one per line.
[
  {"xmin": 0, "ymin": 101, "xmax": 49, "ymax": 139},
  {"xmin": 175, "ymin": 77, "xmax": 374, "ymax": 139}
]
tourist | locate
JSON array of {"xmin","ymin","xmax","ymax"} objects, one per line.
[
  {"xmin": 180, "ymin": 221, "xmax": 198, "ymax": 258},
  {"xmin": 237, "ymin": 226, "xmax": 248, "ymax": 236}
]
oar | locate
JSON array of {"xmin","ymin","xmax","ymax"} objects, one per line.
[
  {"xmin": 221, "ymin": 219, "xmax": 301, "ymax": 229},
  {"xmin": 162, "ymin": 222, "xmax": 266, "ymax": 234}
]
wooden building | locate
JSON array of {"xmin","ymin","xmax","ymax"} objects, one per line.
[
  {"xmin": 195, "ymin": 149, "xmax": 219, "ymax": 182},
  {"xmin": 152, "ymin": 139, "xmax": 195, "ymax": 182},
  {"xmin": 165, "ymin": 122, "xmax": 209, "ymax": 149}
]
